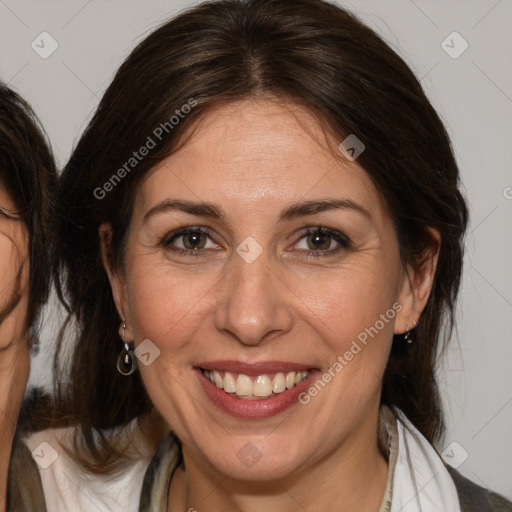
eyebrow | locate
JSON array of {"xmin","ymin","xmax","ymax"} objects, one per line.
[{"xmin": 143, "ymin": 198, "xmax": 372, "ymax": 225}]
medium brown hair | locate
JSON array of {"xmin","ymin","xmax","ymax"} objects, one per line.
[{"xmin": 54, "ymin": 0, "xmax": 468, "ymax": 472}]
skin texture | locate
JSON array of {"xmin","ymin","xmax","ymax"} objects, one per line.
[
  {"xmin": 101, "ymin": 99, "xmax": 440, "ymax": 511},
  {"xmin": 0, "ymin": 184, "xmax": 29, "ymax": 509}
]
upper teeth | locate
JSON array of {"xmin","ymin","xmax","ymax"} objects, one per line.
[{"xmin": 203, "ymin": 370, "xmax": 310, "ymax": 399}]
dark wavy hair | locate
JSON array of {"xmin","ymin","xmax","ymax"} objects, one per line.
[
  {"xmin": 54, "ymin": 0, "xmax": 468, "ymax": 473},
  {"xmin": 0, "ymin": 84, "xmax": 57, "ymax": 343}
]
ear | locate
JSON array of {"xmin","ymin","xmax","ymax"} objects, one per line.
[
  {"xmin": 98, "ymin": 222, "xmax": 134, "ymax": 341},
  {"xmin": 394, "ymin": 228, "xmax": 441, "ymax": 335}
]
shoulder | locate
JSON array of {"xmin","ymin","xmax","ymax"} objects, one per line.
[
  {"xmin": 21, "ymin": 426, "xmax": 155, "ymax": 512},
  {"xmin": 386, "ymin": 406, "xmax": 512, "ymax": 512},
  {"xmin": 446, "ymin": 465, "xmax": 512, "ymax": 512},
  {"xmin": 7, "ymin": 431, "xmax": 47, "ymax": 512}
]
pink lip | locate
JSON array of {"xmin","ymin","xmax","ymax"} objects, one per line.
[
  {"xmin": 195, "ymin": 360, "xmax": 315, "ymax": 376},
  {"xmin": 194, "ymin": 365, "xmax": 321, "ymax": 419}
]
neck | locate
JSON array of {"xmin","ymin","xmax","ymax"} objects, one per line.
[
  {"xmin": 0, "ymin": 341, "xmax": 29, "ymax": 510},
  {"xmin": 169, "ymin": 404, "xmax": 388, "ymax": 512}
]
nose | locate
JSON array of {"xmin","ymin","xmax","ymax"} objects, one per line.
[{"xmin": 214, "ymin": 249, "xmax": 294, "ymax": 347}]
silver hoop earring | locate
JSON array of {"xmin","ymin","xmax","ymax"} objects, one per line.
[{"xmin": 117, "ymin": 323, "xmax": 136, "ymax": 376}]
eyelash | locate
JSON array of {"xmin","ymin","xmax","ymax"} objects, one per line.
[{"xmin": 161, "ymin": 225, "xmax": 352, "ymax": 259}]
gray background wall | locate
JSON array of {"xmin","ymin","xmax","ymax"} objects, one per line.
[{"xmin": 1, "ymin": 0, "xmax": 511, "ymax": 500}]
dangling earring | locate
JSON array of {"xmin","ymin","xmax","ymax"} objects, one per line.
[
  {"xmin": 404, "ymin": 320, "xmax": 417, "ymax": 344},
  {"xmin": 117, "ymin": 321, "xmax": 136, "ymax": 376}
]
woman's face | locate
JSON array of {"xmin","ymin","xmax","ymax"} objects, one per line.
[
  {"xmin": 103, "ymin": 99, "xmax": 434, "ymax": 480},
  {"xmin": 0, "ymin": 183, "xmax": 29, "ymax": 350},
  {"xmin": 0, "ymin": 182, "xmax": 30, "ymax": 424}
]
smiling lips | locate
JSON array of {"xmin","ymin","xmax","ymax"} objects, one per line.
[
  {"xmin": 196, "ymin": 361, "xmax": 319, "ymax": 418},
  {"xmin": 196, "ymin": 360, "xmax": 316, "ymax": 400},
  {"xmin": 201, "ymin": 369, "xmax": 311, "ymax": 399}
]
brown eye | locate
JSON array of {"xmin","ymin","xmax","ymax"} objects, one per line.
[
  {"xmin": 306, "ymin": 230, "xmax": 332, "ymax": 251},
  {"xmin": 162, "ymin": 226, "xmax": 219, "ymax": 256},
  {"xmin": 181, "ymin": 231, "xmax": 207, "ymax": 250},
  {"xmin": 293, "ymin": 226, "xmax": 352, "ymax": 259}
]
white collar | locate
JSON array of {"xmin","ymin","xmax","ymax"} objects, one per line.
[{"xmin": 384, "ymin": 407, "xmax": 461, "ymax": 512}]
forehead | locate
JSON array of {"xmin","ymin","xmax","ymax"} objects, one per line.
[{"xmin": 137, "ymin": 99, "xmax": 383, "ymax": 218}]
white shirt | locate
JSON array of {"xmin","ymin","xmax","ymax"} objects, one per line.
[{"xmin": 24, "ymin": 425, "xmax": 154, "ymax": 512}]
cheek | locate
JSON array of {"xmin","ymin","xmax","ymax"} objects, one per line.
[
  {"xmin": 289, "ymin": 262, "xmax": 400, "ymax": 390},
  {"xmin": 0, "ymin": 236, "xmax": 17, "ymax": 296},
  {"xmin": 0, "ymin": 234, "xmax": 29, "ymax": 334},
  {"xmin": 0, "ymin": 225, "xmax": 29, "ymax": 284},
  {"xmin": 294, "ymin": 259, "xmax": 400, "ymax": 334},
  {"xmin": 127, "ymin": 264, "xmax": 218, "ymax": 352}
]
